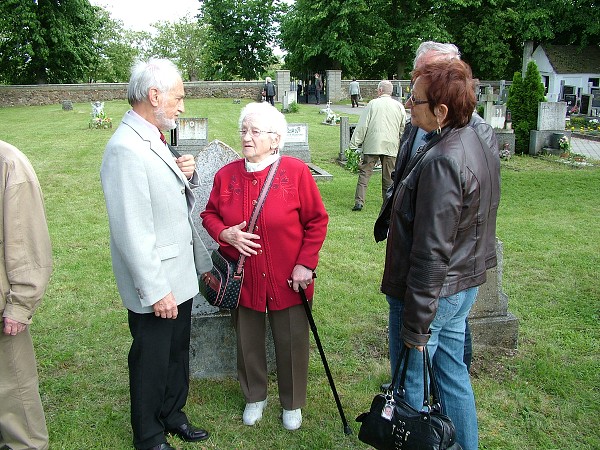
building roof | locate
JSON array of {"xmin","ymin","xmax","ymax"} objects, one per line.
[{"xmin": 542, "ymin": 44, "xmax": 600, "ymax": 74}]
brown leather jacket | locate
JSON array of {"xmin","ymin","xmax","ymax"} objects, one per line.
[{"xmin": 374, "ymin": 122, "xmax": 500, "ymax": 346}]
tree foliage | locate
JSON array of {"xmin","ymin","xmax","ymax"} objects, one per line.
[
  {"xmin": 148, "ymin": 17, "xmax": 209, "ymax": 81},
  {"xmin": 507, "ymin": 60, "xmax": 546, "ymax": 154},
  {"xmin": 200, "ymin": 0, "xmax": 286, "ymax": 80},
  {"xmin": 280, "ymin": 0, "xmax": 600, "ymax": 81},
  {"xmin": 88, "ymin": 9, "xmax": 148, "ymax": 83},
  {"xmin": 0, "ymin": 0, "xmax": 100, "ymax": 84}
]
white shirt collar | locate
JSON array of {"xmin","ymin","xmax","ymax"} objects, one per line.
[{"xmin": 245, "ymin": 153, "xmax": 281, "ymax": 172}]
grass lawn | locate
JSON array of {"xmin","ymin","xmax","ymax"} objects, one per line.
[{"xmin": 0, "ymin": 99, "xmax": 598, "ymax": 449}]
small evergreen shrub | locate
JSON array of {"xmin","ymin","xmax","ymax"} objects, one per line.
[{"xmin": 507, "ymin": 61, "xmax": 546, "ymax": 154}]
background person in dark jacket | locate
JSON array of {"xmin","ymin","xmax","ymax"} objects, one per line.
[
  {"xmin": 375, "ymin": 59, "xmax": 500, "ymax": 450},
  {"xmin": 263, "ymin": 77, "xmax": 276, "ymax": 106}
]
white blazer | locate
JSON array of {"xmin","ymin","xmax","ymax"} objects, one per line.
[{"xmin": 101, "ymin": 111, "xmax": 212, "ymax": 313}]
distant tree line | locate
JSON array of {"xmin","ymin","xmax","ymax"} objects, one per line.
[{"xmin": 0, "ymin": 0, "xmax": 598, "ymax": 85}]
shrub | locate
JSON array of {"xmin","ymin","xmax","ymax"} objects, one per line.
[
  {"xmin": 344, "ymin": 147, "xmax": 361, "ymax": 173},
  {"xmin": 507, "ymin": 61, "xmax": 546, "ymax": 154}
]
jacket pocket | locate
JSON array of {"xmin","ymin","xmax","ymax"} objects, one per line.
[{"xmin": 156, "ymin": 243, "xmax": 179, "ymax": 260}]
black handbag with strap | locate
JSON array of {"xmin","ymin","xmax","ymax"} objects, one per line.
[
  {"xmin": 356, "ymin": 345, "xmax": 461, "ymax": 450},
  {"xmin": 199, "ymin": 158, "xmax": 280, "ymax": 309}
]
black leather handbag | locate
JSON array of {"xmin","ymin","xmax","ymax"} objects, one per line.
[{"xmin": 356, "ymin": 346, "xmax": 461, "ymax": 450}]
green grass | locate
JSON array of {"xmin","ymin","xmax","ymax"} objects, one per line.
[{"xmin": 1, "ymin": 100, "xmax": 599, "ymax": 449}]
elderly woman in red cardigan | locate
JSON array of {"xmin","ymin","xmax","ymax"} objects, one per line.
[{"xmin": 201, "ymin": 102, "xmax": 328, "ymax": 431}]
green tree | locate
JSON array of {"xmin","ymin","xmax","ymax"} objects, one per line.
[
  {"xmin": 200, "ymin": 0, "xmax": 285, "ymax": 80},
  {"xmin": 149, "ymin": 16, "xmax": 210, "ymax": 81},
  {"xmin": 88, "ymin": 8, "xmax": 148, "ymax": 83},
  {"xmin": 280, "ymin": 0, "xmax": 380, "ymax": 77},
  {"xmin": 507, "ymin": 60, "xmax": 546, "ymax": 154},
  {"xmin": 0, "ymin": 0, "xmax": 100, "ymax": 84}
]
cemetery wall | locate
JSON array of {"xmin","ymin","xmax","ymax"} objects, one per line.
[
  {"xmin": 0, "ymin": 81, "xmax": 266, "ymax": 107},
  {"xmin": 0, "ymin": 79, "xmax": 509, "ymax": 108}
]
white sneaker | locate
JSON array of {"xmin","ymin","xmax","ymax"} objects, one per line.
[
  {"xmin": 243, "ymin": 399, "xmax": 267, "ymax": 426},
  {"xmin": 282, "ymin": 408, "xmax": 302, "ymax": 430}
]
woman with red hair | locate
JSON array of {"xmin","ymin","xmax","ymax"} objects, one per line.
[{"xmin": 376, "ymin": 59, "xmax": 500, "ymax": 450}]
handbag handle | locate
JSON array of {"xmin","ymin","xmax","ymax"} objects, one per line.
[
  {"xmin": 391, "ymin": 345, "xmax": 443, "ymax": 413},
  {"xmin": 233, "ymin": 158, "xmax": 281, "ymax": 275}
]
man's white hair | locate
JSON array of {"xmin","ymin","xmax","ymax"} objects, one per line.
[
  {"xmin": 378, "ymin": 80, "xmax": 393, "ymax": 95},
  {"xmin": 413, "ymin": 41, "xmax": 461, "ymax": 69},
  {"xmin": 127, "ymin": 58, "xmax": 181, "ymax": 106}
]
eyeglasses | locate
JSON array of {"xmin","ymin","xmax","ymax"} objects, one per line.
[
  {"xmin": 408, "ymin": 94, "xmax": 428, "ymax": 106},
  {"xmin": 239, "ymin": 128, "xmax": 277, "ymax": 138}
]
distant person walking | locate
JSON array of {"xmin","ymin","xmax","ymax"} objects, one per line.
[
  {"xmin": 263, "ymin": 77, "xmax": 276, "ymax": 106},
  {"xmin": 349, "ymin": 78, "xmax": 361, "ymax": 107},
  {"xmin": 350, "ymin": 80, "xmax": 406, "ymax": 211},
  {"xmin": 314, "ymin": 73, "xmax": 323, "ymax": 105}
]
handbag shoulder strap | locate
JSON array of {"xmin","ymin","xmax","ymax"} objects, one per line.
[
  {"xmin": 392, "ymin": 345, "xmax": 443, "ymax": 412},
  {"xmin": 234, "ymin": 157, "xmax": 281, "ymax": 274}
]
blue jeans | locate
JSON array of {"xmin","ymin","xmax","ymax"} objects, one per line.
[{"xmin": 387, "ymin": 287, "xmax": 479, "ymax": 450}]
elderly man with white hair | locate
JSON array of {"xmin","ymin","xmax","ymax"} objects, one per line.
[{"xmin": 350, "ymin": 79, "xmax": 406, "ymax": 211}]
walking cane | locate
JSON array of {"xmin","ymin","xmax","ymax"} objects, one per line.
[{"xmin": 298, "ymin": 286, "xmax": 352, "ymax": 435}]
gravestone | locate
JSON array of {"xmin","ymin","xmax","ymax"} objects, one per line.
[
  {"xmin": 339, "ymin": 117, "xmax": 351, "ymax": 162},
  {"xmin": 61, "ymin": 100, "xmax": 73, "ymax": 111},
  {"xmin": 170, "ymin": 118, "xmax": 208, "ymax": 157},
  {"xmin": 282, "ymin": 123, "xmax": 332, "ymax": 181},
  {"xmin": 282, "ymin": 123, "xmax": 310, "ymax": 162},
  {"xmin": 580, "ymin": 94, "xmax": 593, "ymax": 115},
  {"xmin": 189, "ymin": 139, "xmax": 276, "ymax": 379},
  {"xmin": 481, "ymin": 86, "xmax": 500, "ymax": 127},
  {"xmin": 469, "ymin": 239, "xmax": 518, "ymax": 349},
  {"xmin": 529, "ymin": 102, "xmax": 568, "ymax": 155},
  {"xmin": 338, "ymin": 117, "xmax": 360, "ymax": 163}
]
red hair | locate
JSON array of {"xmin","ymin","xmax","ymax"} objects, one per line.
[{"xmin": 412, "ymin": 59, "xmax": 476, "ymax": 128}]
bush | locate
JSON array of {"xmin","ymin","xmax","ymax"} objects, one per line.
[
  {"xmin": 344, "ymin": 147, "xmax": 361, "ymax": 173},
  {"xmin": 282, "ymin": 101, "xmax": 300, "ymax": 114},
  {"xmin": 507, "ymin": 61, "xmax": 546, "ymax": 154}
]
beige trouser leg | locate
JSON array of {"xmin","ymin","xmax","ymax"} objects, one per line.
[
  {"xmin": 380, "ymin": 155, "xmax": 397, "ymax": 200},
  {"xmin": 0, "ymin": 327, "xmax": 49, "ymax": 450}
]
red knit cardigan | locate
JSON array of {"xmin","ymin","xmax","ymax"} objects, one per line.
[{"xmin": 200, "ymin": 156, "xmax": 329, "ymax": 311}]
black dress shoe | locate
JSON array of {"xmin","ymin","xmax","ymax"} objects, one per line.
[
  {"xmin": 352, "ymin": 203, "xmax": 363, "ymax": 211},
  {"xmin": 141, "ymin": 443, "xmax": 174, "ymax": 450},
  {"xmin": 166, "ymin": 422, "xmax": 209, "ymax": 442}
]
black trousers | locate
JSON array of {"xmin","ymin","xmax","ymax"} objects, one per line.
[{"xmin": 127, "ymin": 299, "xmax": 192, "ymax": 449}]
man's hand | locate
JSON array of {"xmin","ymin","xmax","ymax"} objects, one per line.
[
  {"xmin": 152, "ymin": 292, "xmax": 178, "ymax": 319},
  {"xmin": 2, "ymin": 317, "xmax": 27, "ymax": 336},
  {"xmin": 175, "ymin": 154, "xmax": 196, "ymax": 180}
]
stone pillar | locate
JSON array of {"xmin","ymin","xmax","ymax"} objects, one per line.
[
  {"xmin": 469, "ymin": 239, "xmax": 519, "ymax": 349},
  {"xmin": 276, "ymin": 70, "xmax": 290, "ymax": 104},
  {"xmin": 326, "ymin": 70, "xmax": 342, "ymax": 103}
]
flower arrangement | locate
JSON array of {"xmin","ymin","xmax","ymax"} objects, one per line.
[
  {"xmin": 325, "ymin": 110, "xmax": 340, "ymax": 125},
  {"xmin": 89, "ymin": 111, "xmax": 112, "ymax": 129},
  {"xmin": 500, "ymin": 142, "xmax": 511, "ymax": 160},
  {"xmin": 559, "ymin": 135, "xmax": 570, "ymax": 154}
]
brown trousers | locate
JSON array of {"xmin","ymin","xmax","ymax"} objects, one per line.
[
  {"xmin": 0, "ymin": 327, "xmax": 49, "ymax": 450},
  {"xmin": 233, "ymin": 304, "xmax": 309, "ymax": 410}
]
